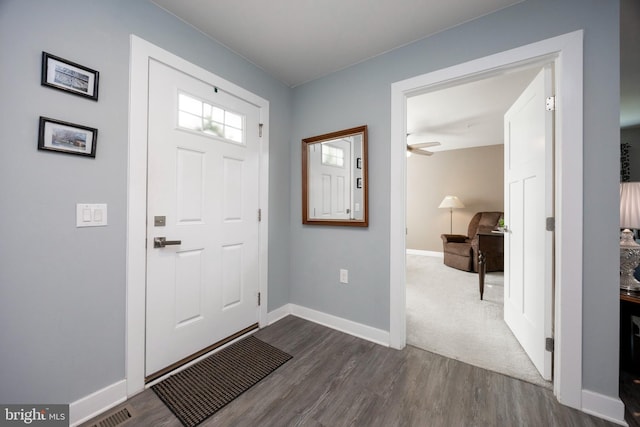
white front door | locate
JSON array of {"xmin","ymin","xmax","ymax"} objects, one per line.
[
  {"xmin": 145, "ymin": 59, "xmax": 261, "ymax": 377},
  {"xmin": 503, "ymin": 66, "xmax": 554, "ymax": 381}
]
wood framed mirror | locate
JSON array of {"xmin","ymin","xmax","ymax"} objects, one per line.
[{"xmin": 302, "ymin": 125, "xmax": 368, "ymax": 226}]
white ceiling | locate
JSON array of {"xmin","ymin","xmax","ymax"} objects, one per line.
[
  {"xmin": 406, "ymin": 67, "xmax": 540, "ymax": 152},
  {"xmin": 151, "ymin": 0, "xmax": 640, "ymax": 150},
  {"xmin": 151, "ymin": 0, "xmax": 521, "ymax": 87}
]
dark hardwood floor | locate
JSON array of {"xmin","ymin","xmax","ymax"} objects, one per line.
[
  {"xmin": 621, "ymin": 369, "xmax": 640, "ymax": 427},
  {"xmin": 83, "ymin": 316, "xmax": 617, "ymax": 427}
]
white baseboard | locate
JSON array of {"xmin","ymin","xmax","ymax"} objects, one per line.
[
  {"xmin": 267, "ymin": 304, "xmax": 292, "ymax": 325},
  {"xmin": 581, "ymin": 389, "xmax": 627, "ymax": 426},
  {"xmin": 69, "ymin": 379, "xmax": 127, "ymax": 426},
  {"xmin": 406, "ymin": 249, "xmax": 443, "ymax": 258},
  {"xmin": 288, "ymin": 304, "xmax": 390, "ymax": 346}
]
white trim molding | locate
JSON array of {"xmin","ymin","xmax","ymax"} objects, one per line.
[
  {"xmin": 268, "ymin": 304, "xmax": 390, "ymax": 347},
  {"xmin": 126, "ymin": 35, "xmax": 270, "ymax": 397},
  {"xmin": 391, "ymin": 30, "xmax": 588, "ymax": 411},
  {"xmin": 267, "ymin": 304, "xmax": 293, "ymax": 325},
  {"xmin": 69, "ymin": 380, "xmax": 127, "ymax": 426},
  {"xmin": 581, "ymin": 390, "xmax": 627, "ymax": 426},
  {"xmin": 291, "ymin": 305, "xmax": 390, "ymax": 346},
  {"xmin": 406, "ymin": 249, "xmax": 443, "ymax": 258}
]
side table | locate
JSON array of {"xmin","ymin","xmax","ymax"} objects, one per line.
[
  {"xmin": 477, "ymin": 231, "xmax": 504, "ymax": 300},
  {"xmin": 621, "ymin": 290, "xmax": 640, "ymax": 372}
]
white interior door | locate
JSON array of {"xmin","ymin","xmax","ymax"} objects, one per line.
[
  {"xmin": 145, "ymin": 59, "xmax": 261, "ymax": 377},
  {"xmin": 503, "ymin": 66, "xmax": 554, "ymax": 381}
]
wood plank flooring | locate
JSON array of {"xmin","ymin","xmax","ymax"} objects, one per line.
[
  {"xmin": 620, "ymin": 369, "xmax": 640, "ymax": 427},
  {"xmin": 83, "ymin": 316, "xmax": 616, "ymax": 427}
]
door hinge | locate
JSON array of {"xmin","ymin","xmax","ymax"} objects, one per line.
[
  {"xmin": 259, "ymin": 123, "xmax": 263, "ymax": 138},
  {"xmin": 258, "ymin": 208, "xmax": 262, "ymax": 222},
  {"xmin": 258, "ymin": 292, "xmax": 261, "ymax": 306},
  {"xmin": 545, "ymin": 96, "xmax": 556, "ymax": 111},
  {"xmin": 545, "ymin": 337, "xmax": 554, "ymax": 352},
  {"xmin": 546, "ymin": 217, "xmax": 555, "ymax": 232}
]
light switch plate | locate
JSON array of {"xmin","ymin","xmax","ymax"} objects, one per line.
[
  {"xmin": 76, "ymin": 203, "xmax": 108, "ymax": 227},
  {"xmin": 339, "ymin": 269, "xmax": 349, "ymax": 284}
]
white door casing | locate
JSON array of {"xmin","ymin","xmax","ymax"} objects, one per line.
[
  {"xmin": 503, "ymin": 66, "xmax": 554, "ymax": 381},
  {"xmin": 127, "ymin": 36, "xmax": 269, "ymax": 395},
  {"xmin": 389, "ymin": 31, "xmax": 584, "ymax": 409},
  {"xmin": 145, "ymin": 60, "xmax": 261, "ymax": 376}
]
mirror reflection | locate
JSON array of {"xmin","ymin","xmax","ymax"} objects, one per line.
[{"xmin": 302, "ymin": 125, "xmax": 368, "ymax": 226}]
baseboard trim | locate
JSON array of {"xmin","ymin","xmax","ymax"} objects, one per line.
[
  {"xmin": 267, "ymin": 304, "xmax": 292, "ymax": 325},
  {"xmin": 69, "ymin": 379, "xmax": 127, "ymax": 426},
  {"xmin": 581, "ymin": 389, "xmax": 627, "ymax": 426},
  {"xmin": 288, "ymin": 304, "xmax": 390, "ymax": 346},
  {"xmin": 406, "ymin": 249, "xmax": 443, "ymax": 258}
]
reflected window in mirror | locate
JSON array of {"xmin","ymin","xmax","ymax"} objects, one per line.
[{"xmin": 302, "ymin": 125, "xmax": 368, "ymax": 226}]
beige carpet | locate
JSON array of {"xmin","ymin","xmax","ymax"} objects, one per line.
[{"xmin": 406, "ymin": 253, "xmax": 551, "ymax": 388}]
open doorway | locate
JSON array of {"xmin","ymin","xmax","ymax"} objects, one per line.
[
  {"xmin": 389, "ymin": 31, "xmax": 586, "ymax": 408},
  {"xmin": 403, "ymin": 66, "xmax": 548, "ymax": 386}
]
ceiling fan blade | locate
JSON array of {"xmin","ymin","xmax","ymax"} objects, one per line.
[
  {"xmin": 406, "ymin": 140, "xmax": 440, "ymax": 156},
  {"xmin": 410, "ymin": 141, "xmax": 441, "ymax": 149},
  {"xmin": 407, "ymin": 145, "xmax": 434, "ymax": 156}
]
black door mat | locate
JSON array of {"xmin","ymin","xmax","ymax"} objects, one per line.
[{"xmin": 151, "ymin": 335, "xmax": 292, "ymax": 427}]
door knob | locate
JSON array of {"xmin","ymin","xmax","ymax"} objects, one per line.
[{"xmin": 154, "ymin": 237, "xmax": 182, "ymax": 248}]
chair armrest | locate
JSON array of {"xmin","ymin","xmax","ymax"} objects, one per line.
[{"xmin": 441, "ymin": 234, "xmax": 468, "ymax": 243}]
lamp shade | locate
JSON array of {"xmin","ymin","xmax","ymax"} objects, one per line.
[
  {"xmin": 621, "ymin": 182, "xmax": 640, "ymax": 229},
  {"xmin": 439, "ymin": 195, "xmax": 465, "ymax": 209}
]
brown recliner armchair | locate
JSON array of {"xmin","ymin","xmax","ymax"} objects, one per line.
[{"xmin": 440, "ymin": 211, "xmax": 504, "ymax": 272}]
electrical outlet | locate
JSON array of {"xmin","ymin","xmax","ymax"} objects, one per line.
[{"xmin": 339, "ymin": 269, "xmax": 349, "ymax": 284}]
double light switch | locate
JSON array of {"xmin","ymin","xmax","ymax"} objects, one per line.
[{"xmin": 76, "ymin": 203, "xmax": 108, "ymax": 227}]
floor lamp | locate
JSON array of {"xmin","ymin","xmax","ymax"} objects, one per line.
[
  {"xmin": 621, "ymin": 182, "xmax": 640, "ymax": 291},
  {"xmin": 439, "ymin": 195, "xmax": 465, "ymax": 234}
]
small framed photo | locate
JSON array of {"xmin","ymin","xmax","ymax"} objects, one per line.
[
  {"xmin": 41, "ymin": 52, "xmax": 99, "ymax": 100},
  {"xmin": 38, "ymin": 117, "xmax": 98, "ymax": 158}
]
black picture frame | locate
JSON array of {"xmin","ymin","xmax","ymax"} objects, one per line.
[
  {"xmin": 41, "ymin": 52, "xmax": 99, "ymax": 101},
  {"xmin": 38, "ymin": 116, "xmax": 98, "ymax": 158}
]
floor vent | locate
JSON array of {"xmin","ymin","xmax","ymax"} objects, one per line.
[{"xmin": 87, "ymin": 404, "xmax": 134, "ymax": 427}]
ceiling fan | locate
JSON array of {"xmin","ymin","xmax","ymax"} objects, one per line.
[{"xmin": 406, "ymin": 141, "xmax": 441, "ymax": 156}]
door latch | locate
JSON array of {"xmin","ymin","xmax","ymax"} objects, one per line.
[{"xmin": 153, "ymin": 237, "xmax": 182, "ymax": 248}]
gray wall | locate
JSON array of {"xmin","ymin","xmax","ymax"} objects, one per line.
[
  {"xmin": 407, "ymin": 145, "xmax": 504, "ymax": 252},
  {"xmin": 0, "ymin": 0, "xmax": 622, "ymax": 409},
  {"xmin": 0, "ymin": 0, "xmax": 291, "ymax": 404},
  {"xmin": 291, "ymin": 0, "xmax": 620, "ymax": 399}
]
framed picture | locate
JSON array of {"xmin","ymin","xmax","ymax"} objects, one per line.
[
  {"xmin": 38, "ymin": 117, "xmax": 98, "ymax": 158},
  {"xmin": 41, "ymin": 52, "xmax": 99, "ymax": 100}
]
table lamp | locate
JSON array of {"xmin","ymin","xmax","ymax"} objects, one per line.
[{"xmin": 620, "ymin": 182, "xmax": 640, "ymax": 291}]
